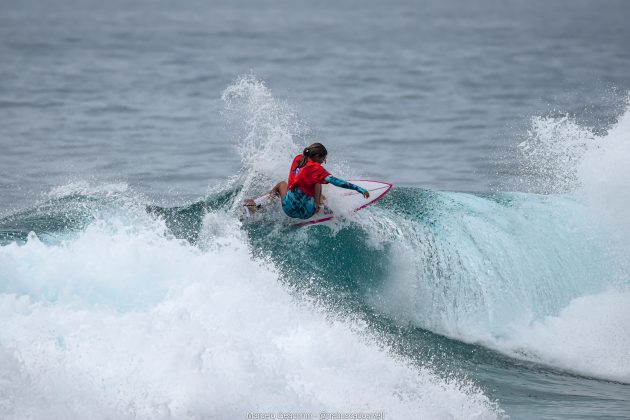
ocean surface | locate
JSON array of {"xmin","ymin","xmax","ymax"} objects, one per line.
[{"xmin": 1, "ymin": 0, "xmax": 630, "ymax": 418}]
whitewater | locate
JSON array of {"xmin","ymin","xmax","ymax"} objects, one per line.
[{"xmin": 1, "ymin": 76, "xmax": 629, "ymax": 419}]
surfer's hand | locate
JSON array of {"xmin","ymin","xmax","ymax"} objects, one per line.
[
  {"xmin": 315, "ymin": 204, "xmax": 321, "ymax": 213},
  {"xmin": 362, "ymin": 191, "xmax": 370, "ymax": 199}
]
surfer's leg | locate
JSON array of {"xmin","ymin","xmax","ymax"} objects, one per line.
[
  {"xmin": 271, "ymin": 181, "xmax": 288, "ymax": 200},
  {"xmin": 245, "ymin": 181, "xmax": 288, "ymax": 213}
]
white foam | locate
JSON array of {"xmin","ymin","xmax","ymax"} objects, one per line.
[
  {"xmin": 0, "ymin": 212, "xmax": 502, "ymax": 419},
  {"xmin": 492, "ymin": 288, "xmax": 630, "ymax": 383}
]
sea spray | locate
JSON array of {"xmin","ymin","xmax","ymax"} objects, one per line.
[
  {"xmin": 221, "ymin": 74, "xmax": 305, "ymax": 206},
  {"xmin": 516, "ymin": 114, "xmax": 595, "ymax": 194},
  {"xmin": 220, "ymin": 74, "xmax": 354, "ymax": 211},
  {"xmin": 577, "ymin": 98, "xmax": 630, "ymax": 252}
]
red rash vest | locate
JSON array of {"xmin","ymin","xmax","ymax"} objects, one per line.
[{"xmin": 287, "ymin": 154, "xmax": 331, "ymax": 197}]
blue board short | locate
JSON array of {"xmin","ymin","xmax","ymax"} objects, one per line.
[{"xmin": 282, "ymin": 187, "xmax": 317, "ymax": 219}]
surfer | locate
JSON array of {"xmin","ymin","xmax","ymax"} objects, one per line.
[{"xmin": 249, "ymin": 143, "xmax": 370, "ymax": 220}]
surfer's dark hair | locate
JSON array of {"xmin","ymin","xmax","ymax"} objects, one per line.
[{"xmin": 297, "ymin": 143, "xmax": 328, "ymax": 168}]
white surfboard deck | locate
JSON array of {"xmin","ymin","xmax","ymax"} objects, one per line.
[{"xmin": 241, "ymin": 180, "xmax": 392, "ymax": 227}]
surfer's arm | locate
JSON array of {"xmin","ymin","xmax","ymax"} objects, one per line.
[{"xmin": 324, "ymin": 176, "xmax": 369, "ymax": 198}]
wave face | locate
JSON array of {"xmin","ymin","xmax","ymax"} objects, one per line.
[{"xmin": 360, "ymin": 188, "xmax": 629, "ymax": 383}]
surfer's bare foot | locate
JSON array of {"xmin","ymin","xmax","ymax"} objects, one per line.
[{"xmin": 244, "ymin": 198, "xmax": 257, "ymax": 213}]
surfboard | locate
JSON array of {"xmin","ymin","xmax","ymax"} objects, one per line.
[{"xmin": 241, "ymin": 180, "xmax": 392, "ymax": 226}]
